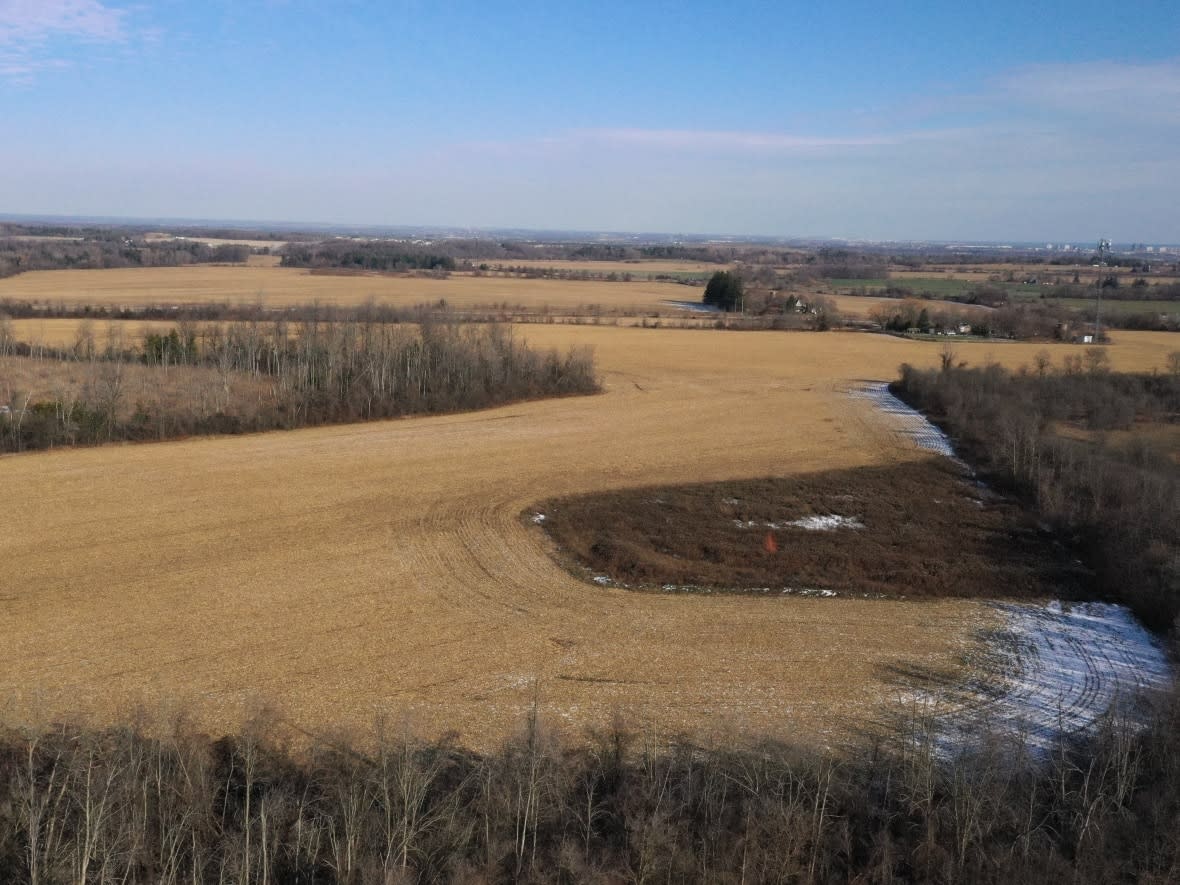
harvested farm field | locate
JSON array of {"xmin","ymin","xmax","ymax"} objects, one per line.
[
  {"xmin": 0, "ymin": 327, "xmax": 1174, "ymax": 748},
  {"xmin": 0, "ymin": 265, "xmax": 696, "ymax": 313}
]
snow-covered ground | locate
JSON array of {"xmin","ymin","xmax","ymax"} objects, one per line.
[
  {"xmin": 662, "ymin": 300, "xmax": 721, "ymax": 313},
  {"xmin": 734, "ymin": 515, "xmax": 864, "ymax": 531},
  {"xmin": 854, "ymin": 382, "xmax": 1174, "ymax": 755},
  {"xmin": 786, "ymin": 514, "xmax": 865, "ymax": 531},
  {"xmin": 928, "ymin": 601, "xmax": 1173, "ymax": 756},
  {"xmin": 848, "ymin": 382, "xmax": 961, "ymax": 460}
]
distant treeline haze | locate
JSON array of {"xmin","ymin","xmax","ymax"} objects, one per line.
[{"xmin": 0, "ymin": 236, "xmax": 250, "ymax": 279}]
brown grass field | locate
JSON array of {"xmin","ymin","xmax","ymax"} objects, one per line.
[
  {"xmin": 7, "ymin": 318, "xmax": 178, "ymax": 348},
  {"xmin": 1, "ymin": 326, "xmax": 1177, "ymax": 749},
  {"xmin": 817, "ymin": 294, "xmax": 993, "ymax": 320}
]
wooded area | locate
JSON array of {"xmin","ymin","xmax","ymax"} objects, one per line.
[
  {"xmin": 0, "ymin": 320, "xmax": 598, "ymax": 452},
  {"xmin": 2, "ymin": 696, "xmax": 1178, "ymax": 884},
  {"xmin": 894, "ymin": 360, "xmax": 1180, "ymax": 630}
]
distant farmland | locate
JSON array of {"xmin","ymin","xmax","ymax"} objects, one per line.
[
  {"xmin": 0, "ymin": 264, "xmax": 698, "ymax": 313},
  {"xmin": 1010, "ymin": 295, "xmax": 1180, "ymax": 316}
]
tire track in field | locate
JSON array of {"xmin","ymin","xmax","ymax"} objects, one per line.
[{"xmin": 936, "ymin": 602, "xmax": 1173, "ymax": 756}]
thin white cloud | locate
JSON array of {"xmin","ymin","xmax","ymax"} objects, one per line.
[
  {"xmin": 998, "ymin": 59, "xmax": 1180, "ymax": 121},
  {"xmin": 0, "ymin": 0, "xmax": 123, "ymax": 43},
  {"xmin": 578, "ymin": 128, "xmax": 901, "ymax": 150},
  {"xmin": 466, "ymin": 125, "xmax": 968, "ymax": 160},
  {"xmin": 0, "ymin": 0, "xmax": 125, "ymax": 80}
]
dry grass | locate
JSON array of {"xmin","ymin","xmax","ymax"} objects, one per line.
[
  {"xmin": 1052, "ymin": 420, "xmax": 1180, "ymax": 465},
  {"xmin": 823, "ymin": 293, "xmax": 992, "ymax": 320},
  {"xmin": 538, "ymin": 458, "xmax": 1086, "ymax": 599},
  {"xmin": 0, "ymin": 355, "xmax": 272, "ymax": 422},
  {"xmin": 7, "ymin": 318, "xmax": 178, "ymax": 347},
  {"xmin": 0, "ymin": 327, "xmax": 1174, "ymax": 749},
  {"xmin": 823, "ymin": 293, "xmax": 907, "ymax": 318}
]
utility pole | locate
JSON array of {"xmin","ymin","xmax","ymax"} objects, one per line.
[{"xmin": 1094, "ymin": 237, "xmax": 1111, "ymax": 341}]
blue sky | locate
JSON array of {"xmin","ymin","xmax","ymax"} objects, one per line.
[{"xmin": 2, "ymin": 0, "xmax": 1179, "ymax": 241}]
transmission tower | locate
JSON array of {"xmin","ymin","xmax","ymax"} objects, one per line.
[{"xmin": 1094, "ymin": 237, "xmax": 1111, "ymax": 341}]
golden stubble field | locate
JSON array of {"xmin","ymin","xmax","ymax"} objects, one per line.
[
  {"xmin": 1, "ymin": 326, "xmax": 1176, "ymax": 750},
  {"xmin": 0, "ymin": 265, "xmax": 696, "ymax": 313}
]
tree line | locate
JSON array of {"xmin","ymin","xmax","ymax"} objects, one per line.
[
  {"xmin": 0, "ymin": 236, "xmax": 249, "ymax": 279},
  {"xmin": 1, "ymin": 695, "xmax": 1178, "ymax": 884},
  {"xmin": 280, "ymin": 242, "xmax": 457, "ymax": 273},
  {"xmin": 894, "ymin": 357, "xmax": 1180, "ymax": 631},
  {"xmin": 0, "ymin": 320, "xmax": 598, "ymax": 453}
]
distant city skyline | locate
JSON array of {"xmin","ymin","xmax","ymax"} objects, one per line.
[{"xmin": 2, "ymin": 1, "xmax": 1178, "ymax": 242}]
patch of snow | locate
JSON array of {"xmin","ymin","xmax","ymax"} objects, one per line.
[
  {"xmin": 734, "ymin": 515, "xmax": 863, "ymax": 531},
  {"xmin": 651, "ymin": 583, "xmax": 838, "ymax": 598},
  {"xmin": 592, "ymin": 575, "xmax": 612, "ymax": 585},
  {"xmin": 778, "ymin": 587, "xmax": 838, "ymax": 598},
  {"xmin": 662, "ymin": 299, "xmax": 721, "ymax": 313},
  {"xmin": 848, "ymin": 382, "xmax": 962, "ymax": 462},
  {"xmin": 799, "ymin": 587, "xmax": 838, "ymax": 598},
  {"xmin": 925, "ymin": 601, "xmax": 1173, "ymax": 758},
  {"xmin": 785, "ymin": 514, "xmax": 864, "ymax": 531}
]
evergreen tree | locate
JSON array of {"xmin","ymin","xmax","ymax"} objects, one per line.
[{"xmin": 703, "ymin": 271, "xmax": 744, "ymax": 311}]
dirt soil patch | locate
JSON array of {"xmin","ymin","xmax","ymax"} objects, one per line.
[{"xmin": 537, "ymin": 458, "xmax": 1088, "ymax": 600}]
